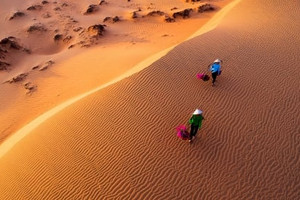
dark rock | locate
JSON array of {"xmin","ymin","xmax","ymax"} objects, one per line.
[
  {"xmin": 147, "ymin": 10, "xmax": 165, "ymax": 17},
  {"xmin": 24, "ymin": 82, "xmax": 37, "ymax": 94},
  {"xmin": 0, "ymin": 48, "xmax": 7, "ymax": 59},
  {"xmin": 103, "ymin": 16, "xmax": 120, "ymax": 23},
  {"xmin": 0, "ymin": 61, "xmax": 10, "ymax": 71},
  {"xmin": 87, "ymin": 24, "xmax": 106, "ymax": 36},
  {"xmin": 54, "ymin": 34, "xmax": 63, "ymax": 41},
  {"xmin": 113, "ymin": 16, "xmax": 120, "ymax": 22},
  {"xmin": 27, "ymin": 24, "xmax": 47, "ymax": 32},
  {"xmin": 99, "ymin": 0, "xmax": 106, "ymax": 5},
  {"xmin": 41, "ymin": 1, "xmax": 49, "ymax": 4},
  {"xmin": 0, "ymin": 47, "xmax": 8, "ymax": 54},
  {"xmin": 0, "ymin": 37, "xmax": 22, "ymax": 50},
  {"xmin": 172, "ymin": 8, "xmax": 193, "ymax": 19},
  {"xmin": 9, "ymin": 11, "xmax": 25, "ymax": 20},
  {"xmin": 73, "ymin": 27, "xmax": 83, "ymax": 32},
  {"xmin": 0, "ymin": 37, "xmax": 14, "ymax": 45},
  {"xmin": 47, "ymin": 60, "xmax": 54, "ymax": 65},
  {"xmin": 0, "ymin": 37, "xmax": 30, "ymax": 55},
  {"xmin": 78, "ymin": 41, "xmax": 90, "ymax": 48},
  {"xmin": 198, "ymin": 4, "xmax": 214, "ymax": 13},
  {"xmin": 27, "ymin": 5, "xmax": 43, "ymax": 11},
  {"xmin": 132, "ymin": 11, "xmax": 138, "ymax": 19},
  {"xmin": 8, "ymin": 73, "xmax": 28, "ymax": 83},
  {"xmin": 171, "ymin": 7, "xmax": 178, "ymax": 11},
  {"xmin": 63, "ymin": 36, "xmax": 72, "ymax": 42},
  {"xmin": 62, "ymin": 3, "xmax": 68, "ymax": 7},
  {"xmin": 54, "ymin": 7, "xmax": 61, "ymax": 11},
  {"xmin": 39, "ymin": 66, "xmax": 48, "ymax": 71},
  {"xmin": 85, "ymin": 5, "xmax": 98, "ymax": 14},
  {"xmin": 165, "ymin": 16, "xmax": 175, "ymax": 23},
  {"xmin": 32, "ymin": 65, "xmax": 40, "ymax": 70},
  {"xmin": 40, "ymin": 60, "xmax": 54, "ymax": 71},
  {"xmin": 103, "ymin": 17, "xmax": 111, "ymax": 22}
]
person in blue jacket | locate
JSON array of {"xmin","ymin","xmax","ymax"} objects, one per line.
[{"xmin": 209, "ymin": 59, "xmax": 222, "ymax": 86}]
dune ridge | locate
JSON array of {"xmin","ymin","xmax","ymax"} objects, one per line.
[
  {"xmin": 0, "ymin": 0, "xmax": 299, "ymax": 199},
  {"xmin": 0, "ymin": 0, "xmax": 232, "ymax": 141},
  {"xmin": 0, "ymin": 0, "xmax": 242, "ymax": 159}
]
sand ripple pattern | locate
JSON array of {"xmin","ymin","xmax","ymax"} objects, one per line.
[{"xmin": 0, "ymin": 0, "xmax": 300, "ymax": 199}]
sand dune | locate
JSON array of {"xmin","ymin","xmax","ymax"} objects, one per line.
[
  {"xmin": 0, "ymin": 0, "xmax": 229, "ymax": 142},
  {"xmin": 0, "ymin": 0, "xmax": 242, "ymax": 159},
  {"xmin": 0, "ymin": 0, "xmax": 300, "ymax": 199}
]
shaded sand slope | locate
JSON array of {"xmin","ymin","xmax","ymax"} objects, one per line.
[
  {"xmin": 0, "ymin": 0, "xmax": 230, "ymax": 142},
  {"xmin": 0, "ymin": 0, "xmax": 300, "ymax": 199}
]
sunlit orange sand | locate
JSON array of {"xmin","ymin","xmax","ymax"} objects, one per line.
[
  {"xmin": 0, "ymin": 0, "xmax": 300, "ymax": 199},
  {"xmin": 0, "ymin": 0, "xmax": 231, "ymax": 141}
]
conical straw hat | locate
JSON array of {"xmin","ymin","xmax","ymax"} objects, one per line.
[
  {"xmin": 214, "ymin": 59, "xmax": 221, "ymax": 63},
  {"xmin": 193, "ymin": 109, "xmax": 203, "ymax": 115}
]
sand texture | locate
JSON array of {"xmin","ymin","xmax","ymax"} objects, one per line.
[
  {"xmin": 0, "ymin": 0, "xmax": 300, "ymax": 199},
  {"xmin": 0, "ymin": 0, "xmax": 229, "ymax": 142}
]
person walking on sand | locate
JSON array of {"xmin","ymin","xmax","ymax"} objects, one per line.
[
  {"xmin": 188, "ymin": 109, "xmax": 205, "ymax": 143},
  {"xmin": 209, "ymin": 59, "xmax": 222, "ymax": 86}
]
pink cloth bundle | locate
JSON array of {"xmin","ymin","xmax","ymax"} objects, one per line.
[
  {"xmin": 197, "ymin": 73, "xmax": 210, "ymax": 81},
  {"xmin": 176, "ymin": 125, "xmax": 190, "ymax": 140},
  {"xmin": 196, "ymin": 73, "xmax": 205, "ymax": 80}
]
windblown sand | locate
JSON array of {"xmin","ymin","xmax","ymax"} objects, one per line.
[
  {"xmin": 0, "ymin": 0, "xmax": 229, "ymax": 142},
  {"xmin": 0, "ymin": 0, "xmax": 300, "ymax": 199}
]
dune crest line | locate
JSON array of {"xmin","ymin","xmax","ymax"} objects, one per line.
[{"xmin": 0, "ymin": 0, "xmax": 242, "ymax": 159}]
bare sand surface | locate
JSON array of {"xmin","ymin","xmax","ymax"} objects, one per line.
[
  {"xmin": 0, "ymin": 0, "xmax": 300, "ymax": 199},
  {"xmin": 0, "ymin": 0, "xmax": 229, "ymax": 142}
]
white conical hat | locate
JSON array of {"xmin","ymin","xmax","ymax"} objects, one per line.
[
  {"xmin": 193, "ymin": 109, "xmax": 203, "ymax": 115},
  {"xmin": 214, "ymin": 59, "xmax": 221, "ymax": 63}
]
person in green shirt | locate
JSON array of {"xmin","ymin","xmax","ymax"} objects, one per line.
[{"xmin": 189, "ymin": 109, "xmax": 205, "ymax": 142}]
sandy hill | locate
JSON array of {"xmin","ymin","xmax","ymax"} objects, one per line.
[
  {"xmin": 0, "ymin": 0, "xmax": 299, "ymax": 199},
  {"xmin": 0, "ymin": 0, "xmax": 228, "ymax": 142}
]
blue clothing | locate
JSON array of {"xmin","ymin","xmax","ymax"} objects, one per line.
[{"xmin": 210, "ymin": 63, "xmax": 221, "ymax": 73}]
